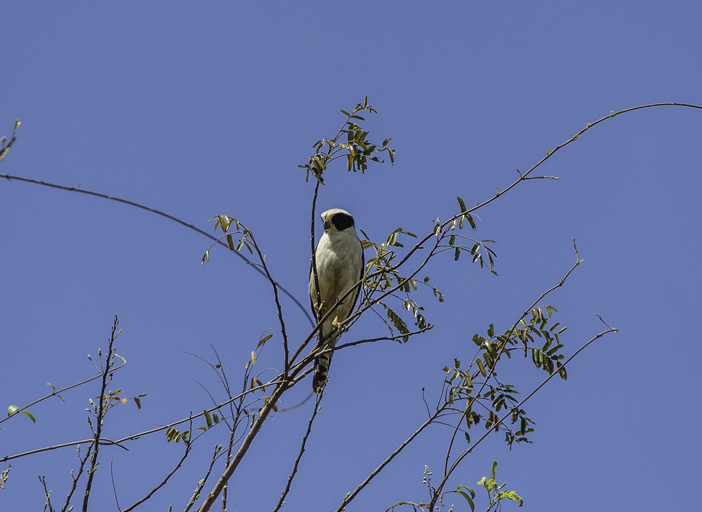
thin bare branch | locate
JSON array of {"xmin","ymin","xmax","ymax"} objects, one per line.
[
  {"xmin": 245, "ymin": 228, "xmax": 292, "ymax": 377},
  {"xmin": 335, "ymin": 325, "xmax": 435, "ymax": 350},
  {"xmin": 0, "ymin": 172, "xmax": 315, "ymax": 327},
  {"xmin": 59, "ymin": 445, "xmax": 92, "ymax": 512},
  {"xmin": 0, "ymin": 357, "xmax": 127, "ymax": 427},
  {"xmin": 39, "ymin": 475, "xmax": 55, "ymax": 512},
  {"xmin": 272, "ymin": 392, "xmax": 324, "ymax": 512},
  {"xmin": 121, "ymin": 442, "xmax": 192, "ymax": 512},
  {"xmin": 334, "ymin": 403, "xmax": 450, "ymax": 512},
  {"xmin": 184, "ymin": 445, "xmax": 224, "ymax": 512},
  {"xmin": 110, "ymin": 460, "xmax": 121, "ymax": 511},
  {"xmin": 82, "ymin": 316, "xmax": 121, "ymax": 512}
]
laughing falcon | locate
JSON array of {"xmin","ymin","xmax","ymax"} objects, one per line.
[{"xmin": 309, "ymin": 208, "xmax": 364, "ymax": 392}]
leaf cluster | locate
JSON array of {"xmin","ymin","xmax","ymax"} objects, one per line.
[
  {"xmin": 442, "ymin": 306, "xmax": 567, "ymax": 449},
  {"xmin": 299, "ymin": 96, "xmax": 395, "ymax": 184}
]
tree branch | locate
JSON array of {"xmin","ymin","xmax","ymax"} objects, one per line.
[
  {"xmin": 0, "ymin": 172, "xmax": 315, "ymax": 327},
  {"xmin": 334, "ymin": 403, "xmax": 450, "ymax": 512},
  {"xmin": 82, "ymin": 316, "xmax": 121, "ymax": 512},
  {"xmin": 272, "ymin": 392, "xmax": 324, "ymax": 512}
]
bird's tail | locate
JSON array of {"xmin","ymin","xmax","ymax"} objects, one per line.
[{"xmin": 313, "ymin": 342, "xmax": 336, "ymax": 393}]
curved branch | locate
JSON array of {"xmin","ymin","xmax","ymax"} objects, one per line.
[
  {"xmin": 0, "ymin": 173, "xmax": 315, "ymax": 327},
  {"xmin": 363, "ymin": 102, "xmax": 702, "ymax": 283}
]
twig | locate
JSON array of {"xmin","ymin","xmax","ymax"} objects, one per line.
[
  {"xmin": 335, "ymin": 326, "xmax": 435, "ymax": 350},
  {"xmin": 82, "ymin": 316, "xmax": 121, "ymax": 512},
  {"xmin": 245, "ymin": 228, "xmax": 291, "ymax": 378},
  {"xmin": 122, "ymin": 440, "xmax": 193, "ymax": 512},
  {"xmin": 184, "ymin": 445, "xmax": 224, "ymax": 512},
  {"xmin": 221, "ymin": 346, "xmax": 261, "ymax": 511},
  {"xmin": 110, "ymin": 460, "xmax": 121, "ymax": 511},
  {"xmin": 334, "ymin": 403, "xmax": 450, "ymax": 512},
  {"xmin": 59, "ymin": 445, "xmax": 92, "ymax": 512},
  {"xmin": 0, "ymin": 357, "xmax": 127, "ymax": 427},
  {"xmin": 272, "ymin": 392, "xmax": 324, "ymax": 512},
  {"xmin": 39, "ymin": 475, "xmax": 55, "ymax": 512}
]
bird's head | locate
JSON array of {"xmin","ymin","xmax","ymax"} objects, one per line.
[{"xmin": 320, "ymin": 208, "xmax": 356, "ymax": 233}]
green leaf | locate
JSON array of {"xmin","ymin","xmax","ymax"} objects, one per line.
[
  {"xmin": 166, "ymin": 427, "xmax": 178, "ymax": 442},
  {"xmin": 6, "ymin": 405, "xmax": 34, "ymax": 422},
  {"xmin": 216, "ymin": 215, "xmax": 233, "ymax": 232},
  {"xmin": 204, "ymin": 409, "xmax": 213, "ymax": 428},
  {"xmin": 456, "ymin": 486, "xmax": 476, "ymax": 512},
  {"xmin": 257, "ymin": 333, "xmax": 273, "ymax": 348},
  {"xmin": 497, "ymin": 490, "xmax": 523, "ymax": 506},
  {"xmin": 476, "ymin": 359, "xmax": 486, "ymax": 377},
  {"xmin": 167, "ymin": 426, "xmax": 188, "ymax": 443},
  {"xmin": 386, "ymin": 306, "xmax": 409, "ymax": 342},
  {"xmin": 457, "ymin": 196, "xmax": 467, "ymax": 213},
  {"xmin": 47, "ymin": 382, "xmax": 65, "ymax": 402}
]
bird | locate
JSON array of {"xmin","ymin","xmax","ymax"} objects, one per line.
[{"xmin": 309, "ymin": 208, "xmax": 364, "ymax": 392}]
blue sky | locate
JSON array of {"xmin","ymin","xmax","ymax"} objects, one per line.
[{"xmin": 1, "ymin": 2, "xmax": 701, "ymax": 511}]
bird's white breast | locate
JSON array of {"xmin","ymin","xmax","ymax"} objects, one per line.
[{"xmin": 310, "ymin": 227, "xmax": 363, "ymax": 331}]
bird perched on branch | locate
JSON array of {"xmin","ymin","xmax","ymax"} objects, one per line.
[{"xmin": 309, "ymin": 208, "xmax": 364, "ymax": 392}]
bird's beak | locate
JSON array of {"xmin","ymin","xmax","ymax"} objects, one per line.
[{"xmin": 323, "ymin": 220, "xmax": 331, "ymax": 230}]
